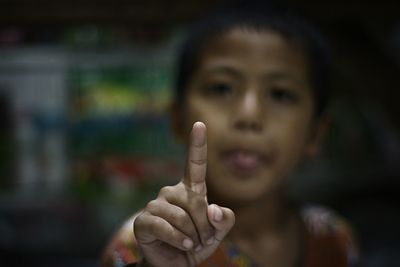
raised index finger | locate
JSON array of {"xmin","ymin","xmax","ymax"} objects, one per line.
[{"xmin": 184, "ymin": 121, "xmax": 207, "ymax": 195}]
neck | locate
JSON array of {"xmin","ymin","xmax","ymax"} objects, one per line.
[{"xmin": 228, "ymin": 190, "xmax": 296, "ymax": 240}]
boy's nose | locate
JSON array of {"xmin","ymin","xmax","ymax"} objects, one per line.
[{"xmin": 233, "ymin": 91, "xmax": 263, "ymax": 132}]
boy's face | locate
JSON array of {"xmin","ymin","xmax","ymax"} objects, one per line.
[{"xmin": 176, "ymin": 28, "xmax": 324, "ymax": 206}]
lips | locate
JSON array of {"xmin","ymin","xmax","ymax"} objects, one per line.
[{"xmin": 222, "ymin": 149, "xmax": 271, "ymax": 176}]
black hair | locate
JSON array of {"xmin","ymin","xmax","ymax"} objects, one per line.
[{"xmin": 174, "ymin": 4, "xmax": 332, "ymax": 117}]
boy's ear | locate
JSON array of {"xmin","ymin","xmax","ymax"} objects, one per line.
[
  {"xmin": 169, "ymin": 102, "xmax": 186, "ymax": 143},
  {"xmin": 305, "ymin": 115, "xmax": 331, "ymax": 158}
]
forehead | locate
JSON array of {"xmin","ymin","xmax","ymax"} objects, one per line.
[{"xmin": 197, "ymin": 28, "xmax": 310, "ymax": 78}]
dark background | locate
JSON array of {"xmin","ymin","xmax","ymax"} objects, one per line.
[{"xmin": 0, "ymin": 1, "xmax": 400, "ymax": 266}]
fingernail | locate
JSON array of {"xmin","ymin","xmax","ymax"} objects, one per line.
[
  {"xmin": 195, "ymin": 244, "xmax": 203, "ymax": 252},
  {"xmin": 213, "ymin": 205, "xmax": 223, "ymax": 222},
  {"xmin": 206, "ymin": 237, "xmax": 215, "ymax": 245},
  {"xmin": 183, "ymin": 238, "xmax": 193, "ymax": 250}
]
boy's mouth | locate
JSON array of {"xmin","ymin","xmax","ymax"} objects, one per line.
[{"xmin": 222, "ymin": 149, "xmax": 271, "ymax": 176}]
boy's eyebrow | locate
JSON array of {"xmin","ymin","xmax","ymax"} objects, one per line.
[
  {"xmin": 202, "ymin": 66, "xmax": 243, "ymax": 79},
  {"xmin": 263, "ymin": 72, "xmax": 307, "ymax": 86}
]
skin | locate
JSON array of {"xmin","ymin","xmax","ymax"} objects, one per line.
[{"xmin": 133, "ymin": 28, "xmax": 327, "ymax": 267}]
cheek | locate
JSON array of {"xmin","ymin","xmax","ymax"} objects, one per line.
[
  {"xmin": 273, "ymin": 118, "xmax": 312, "ymax": 163},
  {"xmin": 184, "ymin": 97, "xmax": 205, "ymax": 124},
  {"xmin": 186, "ymin": 99, "xmax": 228, "ymax": 131}
]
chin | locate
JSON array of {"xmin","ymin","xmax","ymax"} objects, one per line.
[{"xmin": 207, "ymin": 180, "xmax": 277, "ymax": 207}]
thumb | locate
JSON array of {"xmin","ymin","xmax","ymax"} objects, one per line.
[{"xmin": 207, "ymin": 204, "xmax": 235, "ymax": 242}]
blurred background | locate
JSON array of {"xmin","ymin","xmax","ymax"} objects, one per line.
[{"xmin": 0, "ymin": 0, "xmax": 399, "ymax": 266}]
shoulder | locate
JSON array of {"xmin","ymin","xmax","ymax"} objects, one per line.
[
  {"xmin": 300, "ymin": 205, "xmax": 359, "ymax": 267},
  {"xmin": 301, "ymin": 205, "xmax": 348, "ymax": 235}
]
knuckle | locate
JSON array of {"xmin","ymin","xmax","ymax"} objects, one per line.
[
  {"xmin": 145, "ymin": 199, "xmax": 159, "ymax": 212},
  {"xmin": 158, "ymin": 185, "xmax": 174, "ymax": 197}
]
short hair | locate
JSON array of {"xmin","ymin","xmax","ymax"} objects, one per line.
[{"xmin": 174, "ymin": 5, "xmax": 332, "ymax": 116}]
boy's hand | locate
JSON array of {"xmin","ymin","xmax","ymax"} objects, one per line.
[{"xmin": 134, "ymin": 122, "xmax": 235, "ymax": 267}]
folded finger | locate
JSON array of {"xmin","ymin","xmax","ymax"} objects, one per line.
[
  {"xmin": 134, "ymin": 212, "xmax": 195, "ymax": 251},
  {"xmin": 145, "ymin": 200, "xmax": 201, "ymax": 247}
]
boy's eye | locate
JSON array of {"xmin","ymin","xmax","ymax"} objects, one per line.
[
  {"xmin": 205, "ymin": 82, "xmax": 234, "ymax": 96},
  {"xmin": 270, "ymin": 87, "xmax": 298, "ymax": 103}
]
